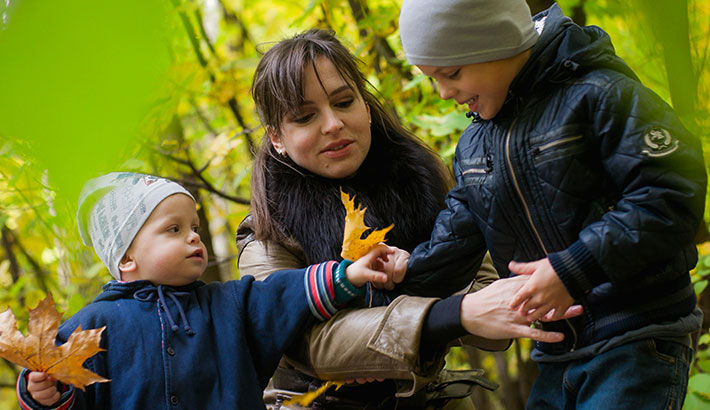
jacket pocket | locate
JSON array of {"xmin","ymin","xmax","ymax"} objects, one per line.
[
  {"xmin": 460, "ymin": 156, "xmax": 493, "ymax": 186},
  {"xmin": 531, "ymin": 124, "xmax": 589, "ymax": 166}
]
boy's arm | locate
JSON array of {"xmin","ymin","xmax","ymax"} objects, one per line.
[
  {"xmin": 548, "ymin": 77, "xmax": 706, "ymax": 300},
  {"xmin": 399, "ymin": 175, "xmax": 488, "ymax": 298}
]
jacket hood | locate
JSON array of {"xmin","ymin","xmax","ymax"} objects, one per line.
[
  {"xmin": 94, "ymin": 280, "xmax": 204, "ymax": 302},
  {"xmin": 509, "ymin": 3, "xmax": 638, "ymax": 101}
]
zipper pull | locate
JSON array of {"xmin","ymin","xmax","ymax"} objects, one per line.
[{"xmin": 466, "ymin": 111, "xmax": 482, "ymax": 123}]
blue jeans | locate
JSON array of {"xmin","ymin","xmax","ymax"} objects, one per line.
[{"xmin": 526, "ymin": 338, "xmax": 692, "ymax": 410}]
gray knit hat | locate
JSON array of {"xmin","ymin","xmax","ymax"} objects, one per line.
[
  {"xmin": 399, "ymin": 0, "xmax": 538, "ymax": 66},
  {"xmin": 77, "ymin": 172, "xmax": 194, "ymax": 280}
]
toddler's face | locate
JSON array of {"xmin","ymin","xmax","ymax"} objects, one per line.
[
  {"xmin": 121, "ymin": 193, "xmax": 207, "ymax": 286},
  {"xmin": 417, "ymin": 52, "xmax": 529, "ymax": 120}
]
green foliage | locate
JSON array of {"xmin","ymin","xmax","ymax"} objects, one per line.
[
  {"xmin": 1, "ymin": 0, "xmax": 709, "ymax": 408},
  {"xmin": 0, "ymin": 0, "xmax": 181, "ymax": 202}
]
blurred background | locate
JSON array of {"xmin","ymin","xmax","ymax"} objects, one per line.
[{"xmin": 0, "ymin": 0, "xmax": 708, "ymax": 408}]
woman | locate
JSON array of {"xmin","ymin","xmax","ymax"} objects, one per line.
[{"xmin": 238, "ymin": 29, "xmax": 576, "ymax": 409}]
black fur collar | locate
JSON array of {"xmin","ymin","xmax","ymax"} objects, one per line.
[{"xmin": 266, "ymin": 137, "xmax": 447, "ymax": 264}]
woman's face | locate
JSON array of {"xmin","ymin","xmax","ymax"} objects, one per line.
[{"xmin": 270, "ymin": 57, "xmax": 371, "ymax": 179}]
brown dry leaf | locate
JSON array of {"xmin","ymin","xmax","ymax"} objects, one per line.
[
  {"xmin": 340, "ymin": 189, "xmax": 393, "ymax": 261},
  {"xmin": 0, "ymin": 294, "xmax": 110, "ymax": 391}
]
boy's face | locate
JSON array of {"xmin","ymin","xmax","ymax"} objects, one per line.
[
  {"xmin": 120, "ymin": 193, "xmax": 207, "ymax": 286},
  {"xmin": 417, "ymin": 52, "xmax": 529, "ymax": 120}
]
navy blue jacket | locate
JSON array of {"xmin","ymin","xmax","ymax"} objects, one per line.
[
  {"xmin": 18, "ymin": 262, "xmax": 348, "ymax": 409},
  {"xmin": 403, "ymin": 4, "xmax": 706, "ymax": 354}
]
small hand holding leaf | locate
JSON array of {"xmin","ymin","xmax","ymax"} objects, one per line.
[{"xmin": 0, "ymin": 294, "xmax": 109, "ymax": 391}]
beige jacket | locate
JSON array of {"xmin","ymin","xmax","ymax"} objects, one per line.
[{"xmin": 237, "ymin": 216, "xmax": 508, "ymax": 400}]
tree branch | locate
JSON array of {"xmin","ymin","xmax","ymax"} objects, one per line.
[
  {"xmin": 1, "ymin": 226, "xmax": 21, "ymax": 283},
  {"xmin": 216, "ymin": 0, "xmax": 254, "ymax": 52},
  {"xmin": 346, "ymin": 0, "xmax": 412, "ymax": 80},
  {"xmin": 169, "ymin": 0, "xmax": 255, "ymax": 156},
  {"xmin": 190, "ymin": 98, "xmax": 219, "ymax": 135},
  {"xmin": 158, "ymin": 148, "xmax": 251, "ymax": 205}
]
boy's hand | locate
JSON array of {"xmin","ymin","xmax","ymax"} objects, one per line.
[
  {"xmin": 370, "ymin": 246, "xmax": 409, "ymax": 290},
  {"xmin": 460, "ymin": 275, "xmax": 583, "ymax": 343},
  {"xmin": 27, "ymin": 371, "xmax": 60, "ymax": 406},
  {"xmin": 508, "ymin": 258, "xmax": 574, "ymax": 322},
  {"xmin": 345, "ymin": 244, "xmax": 397, "ymax": 288}
]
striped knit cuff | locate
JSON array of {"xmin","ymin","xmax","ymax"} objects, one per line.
[
  {"xmin": 548, "ymin": 240, "xmax": 607, "ymax": 300},
  {"xmin": 17, "ymin": 368, "xmax": 75, "ymax": 410},
  {"xmin": 333, "ymin": 259, "xmax": 365, "ymax": 305},
  {"xmin": 304, "ymin": 261, "xmax": 339, "ymax": 321}
]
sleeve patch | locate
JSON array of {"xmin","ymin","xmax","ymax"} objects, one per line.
[{"xmin": 641, "ymin": 127, "xmax": 678, "ymax": 158}]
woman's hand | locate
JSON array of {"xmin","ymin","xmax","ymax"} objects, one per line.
[
  {"xmin": 26, "ymin": 371, "xmax": 60, "ymax": 406},
  {"xmin": 460, "ymin": 275, "xmax": 583, "ymax": 343}
]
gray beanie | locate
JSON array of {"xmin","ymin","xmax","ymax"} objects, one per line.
[
  {"xmin": 399, "ymin": 0, "xmax": 538, "ymax": 66},
  {"xmin": 77, "ymin": 172, "xmax": 194, "ymax": 280}
]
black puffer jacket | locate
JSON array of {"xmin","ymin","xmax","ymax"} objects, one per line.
[{"xmin": 404, "ymin": 4, "xmax": 706, "ymax": 354}]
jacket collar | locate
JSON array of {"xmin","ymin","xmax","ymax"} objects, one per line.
[
  {"xmin": 501, "ymin": 3, "xmax": 638, "ymax": 117},
  {"xmin": 95, "ymin": 280, "xmax": 204, "ymax": 302}
]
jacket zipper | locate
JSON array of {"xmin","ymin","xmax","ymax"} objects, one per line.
[
  {"xmin": 535, "ymin": 134, "xmax": 583, "ymax": 153},
  {"xmin": 462, "ymin": 167, "xmax": 488, "ymax": 175},
  {"xmin": 504, "ymin": 119, "xmax": 578, "ymax": 351},
  {"xmin": 505, "ymin": 119, "xmax": 548, "ymax": 254}
]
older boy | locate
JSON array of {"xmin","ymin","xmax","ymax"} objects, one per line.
[
  {"xmin": 397, "ymin": 0, "xmax": 706, "ymax": 408},
  {"xmin": 17, "ymin": 172, "xmax": 396, "ymax": 409}
]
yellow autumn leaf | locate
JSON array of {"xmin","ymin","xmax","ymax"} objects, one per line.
[
  {"xmin": 340, "ymin": 189, "xmax": 393, "ymax": 261},
  {"xmin": 0, "ymin": 294, "xmax": 109, "ymax": 391},
  {"xmin": 283, "ymin": 380, "xmax": 345, "ymax": 406}
]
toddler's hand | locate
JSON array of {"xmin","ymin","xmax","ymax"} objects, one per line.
[
  {"xmin": 27, "ymin": 371, "xmax": 60, "ymax": 406},
  {"xmin": 370, "ymin": 246, "xmax": 409, "ymax": 290},
  {"xmin": 345, "ymin": 244, "xmax": 396, "ymax": 288},
  {"xmin": 508, "ymin": 258, "xmax": 574, "ymax": 322}
]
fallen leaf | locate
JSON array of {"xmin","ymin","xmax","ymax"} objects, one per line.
[
  {"xmin": 340, "ymin": 189, "xmax": 394, "ymax": 261},
  {"xmin": 283, "ymin": 380, "xmax": 345, "ymax": 406},
  {"xmin": 0, "ymin": 294, "xmax": 110, "ymax": 390}
]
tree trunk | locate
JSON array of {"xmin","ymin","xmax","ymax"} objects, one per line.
[
  {"xmin": 465, "ymin": 347, "xmax": 495, "ymax": 410},
  {"xmin": 633, "ymin": 0, "xmax": 697, "ymax": 116},
  {"xmin": 493, "ymin": 351, "xmax": 525, "ymax": 410}
]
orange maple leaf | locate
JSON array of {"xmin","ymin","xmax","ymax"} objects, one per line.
[
  {"xmin": 0, "ymin": 294, "xmax": 110, "ymax": 391},
  {"xmin": 340, "ymin": 189, "xmax": 394, "ymax": 261}
]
